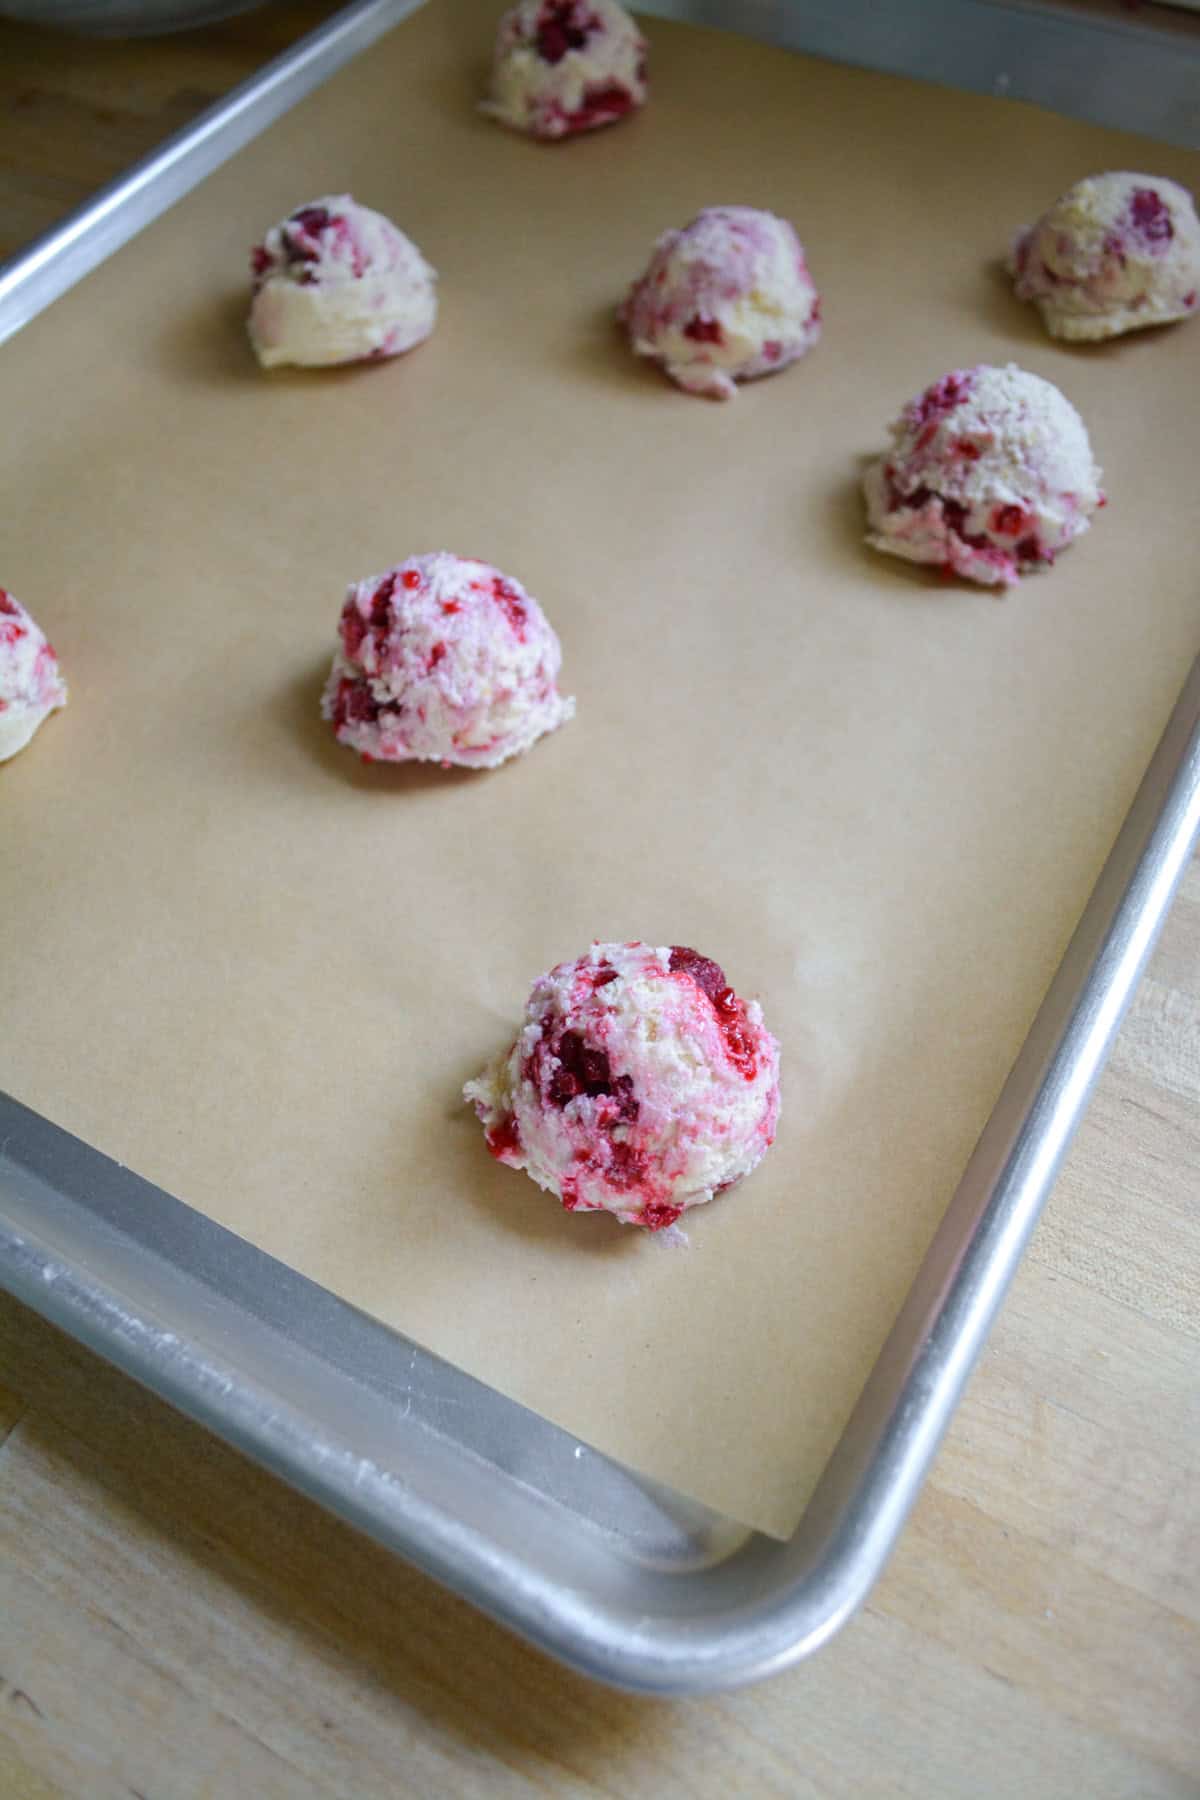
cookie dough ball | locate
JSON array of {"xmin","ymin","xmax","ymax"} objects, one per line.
[
  {"xmin": 863, "ymin": 365, "xmax": 1103, "ymax": 587},
  {"xmin": 321, "ymin": 552, "xmax": 574, "ymax": 768},
  {"xmin": 1009, "ymin": 172, "xmax": 1200, "ymax": 342},
  {"xmin": 484, "ymin": 0, "xmax": 647, "ymax": 140},
  {"xmin": 0, "ymin": 589, "xmax": 67, "ymax": 763},
  {"xmin": 248, "ymin": 196, "xmax": 437, "ymax": 369},
  {"xmin": 618, "ymin": 206, "xmax": 821, "ymax": 400},
  {"xmin": 465, "ymin": 941, "xmax": 781, "ymax": 1230}
]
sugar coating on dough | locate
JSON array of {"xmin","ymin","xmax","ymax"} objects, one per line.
[
  {"xmin": 863, "ymin": 364, "xmax": 1104, "ymax": 588},
  {"xmin": 484, "ymin": 0, "xmax": 647, "ymax": 140},
  {"xmin": 248, "ymin": 196, "xmax": 437, "ymax": 369},
  {"xmin": 618, "ymin": 206, "xmax": 821, "ymax": 400},
  {"xmin": 465, "ymin": 940, "xmax": 780, "ymax": 1230},
  {"xmin": 1009, "ymin": 172, "xmax": 1200, "ymax": 342},
  {"xmin": 0, "ymin": 588, "xmax": 67, "ymax": 764},
  {"xmin": 321, "ymin": 552, "xmax": 574, "ymax": 769}
]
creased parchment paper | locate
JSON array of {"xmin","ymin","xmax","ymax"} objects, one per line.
[{"xmin": 2, "ymin": 0, "xmax": 1197, "ymax": 1537}]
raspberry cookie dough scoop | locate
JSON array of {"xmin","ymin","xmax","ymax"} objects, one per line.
[
  {"xmin": 618, "ymin": 206, "xmax": 821, "ymax": 400},
  {"xmin": 248, "ymin": 196, "xmax": 437, "ymax": 370},
  {"xmin": 465, "ymin": 942, "xmax": 781, "ymax": 1230},
  {"xmin": 321, "ymin": 552, "xmax": 574, "ymax": 769},
  {"xmin": 484, "ymin": 0, "xmax": 647, "ymax": 139},
  {"xmin": 1009, "ymin": 172, "xmax": 1200, "ymax": 342},
  {"xmin": 0, "ymin": 589, "xmax": 67, "ymax": 763},
  {"xmin": 862, "ymin": 364, "xmax": 1104, "ymax": 587}
]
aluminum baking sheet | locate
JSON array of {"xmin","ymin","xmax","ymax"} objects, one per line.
[{"xmin": 2, "ymin": 0, "xmax": 1200, "ymax": 1689}]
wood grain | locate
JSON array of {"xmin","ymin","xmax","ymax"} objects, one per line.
[
  {"xmin": 1, "ymin": 10, "xmax": 1198, "ymax": 1794},
  {"xmin": 0, "ymin": 3, "xmax": 343, "ymax": 261},
  {"xmin": 1, "ymin": 864, "xmax": 1195, "ymax": 1799}
]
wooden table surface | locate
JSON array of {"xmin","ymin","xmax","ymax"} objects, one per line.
[{"xmin": 2, "ymin": 12, "xmax": 1199, "ymax": 1795}]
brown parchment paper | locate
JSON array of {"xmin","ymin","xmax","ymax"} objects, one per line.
[{"xmin": 2, "ymin": 0, "xmax": 1198, "ymax": 1538}]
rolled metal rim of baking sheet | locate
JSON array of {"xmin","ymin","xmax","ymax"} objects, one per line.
[
  {"xmin": 4, "ymin": 655, "xmax": 1199, "ymax": 1692},
  {"xmin": 2, "ymin": 0, "xmax": 1200, "ymax": 1695},
  {"xmin": 1, "ymin": 0, "xmax": 1197, "ymax": 347}
]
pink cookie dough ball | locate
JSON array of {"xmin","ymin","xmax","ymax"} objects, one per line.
[
  {"xmin": 0, "ymin": 588, "xmax": 67, "ymax": 763},
  {"xmin": 484, "ymin": 0, "xmax": 647, "ymax": 140},
  {"xmin": 248, "ymin": 196, "xmax": 437, "ymax": 369},
  {"xmin": 465, "ymin": 941, "xmax": 781, "ymax": 1230},
  {"xmin": 863, "ymin": 364, "xmax": 1104, "ymax": 588},
  {"xmin": 321, "ymin": 552, "xmax": 574, "ymax": 769},
  {"xmin": 1009, "ymin": 172, "xmax": 1200, "ymax": 342},
  {"xmin": 618, "ymin": 206, "xmax": 821, "ymax": 400}
]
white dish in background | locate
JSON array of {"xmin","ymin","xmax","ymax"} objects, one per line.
[{"xmin": 0, "ymin": 0, "xmax": 262, "ymax": 30}]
